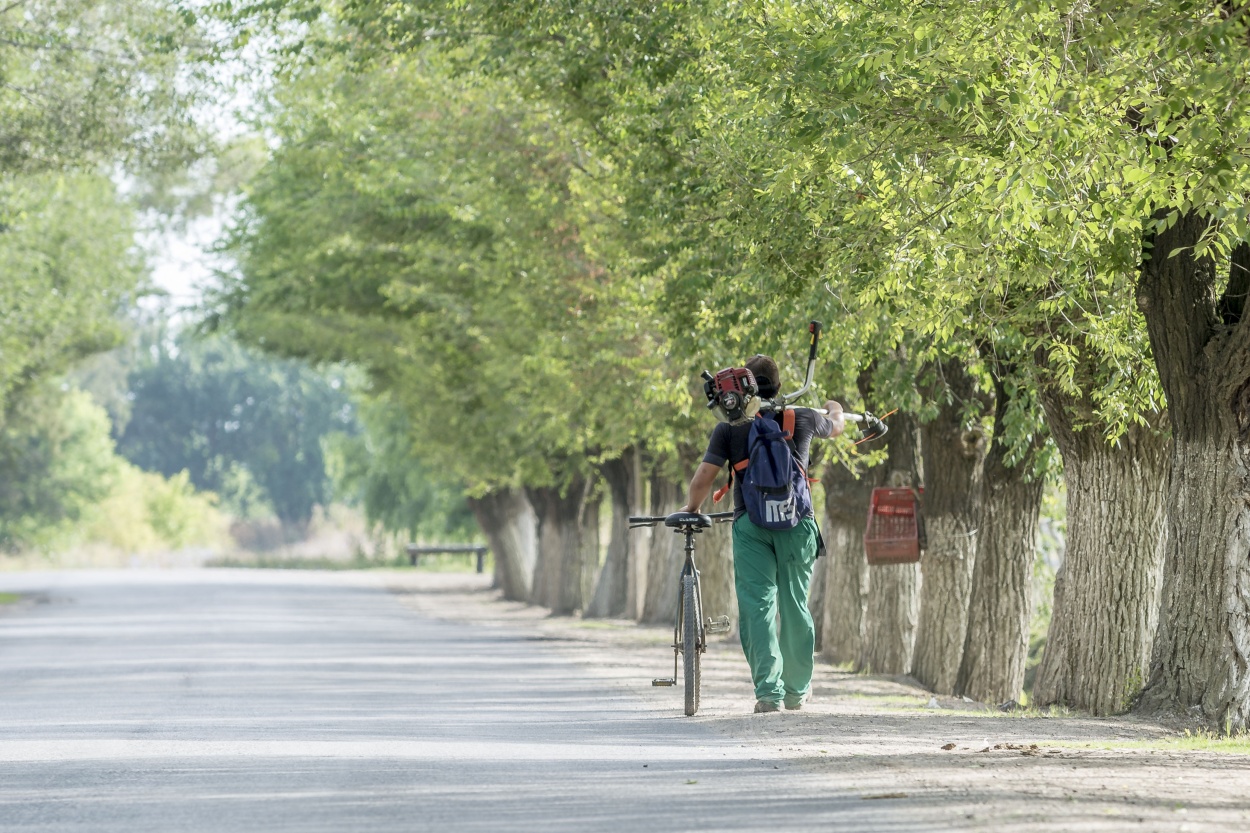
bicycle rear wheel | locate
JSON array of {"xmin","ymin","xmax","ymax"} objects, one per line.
[{"xmin": 681, "ymin": 573, "xmax": 701, "ymax": 716}]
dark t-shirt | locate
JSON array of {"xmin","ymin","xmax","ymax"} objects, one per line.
[{"xmin": 702, "ymin": 408, "xmax": 835, "ymax": 519}]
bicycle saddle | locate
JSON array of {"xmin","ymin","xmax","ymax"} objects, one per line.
[{"xmin": 665, "ymin": 511, "xmax": 712, "ymax": 529}]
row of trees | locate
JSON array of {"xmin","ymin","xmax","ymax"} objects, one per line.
[
  {"xmin": 211, "ymin": 0, "xmax": 1250, "ymax": 731},
  {"xmin": 100, "ymin": 321, "xmax": 474, "ymax": 541},
  {"xmin": 115, "ymin": 325, "xmax": 356, "ymax": 527},
  {"xmin": 0, "ymin": 0, "xmax": 213, "ymax": 544},
  {"xmin": 0, "ymin": 0, "xmax": 447, "ymax": 552}
]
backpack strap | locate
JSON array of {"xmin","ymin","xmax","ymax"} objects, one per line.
[
  {"xmin": 714, "ymin": 415, "xmax": 762, "ymax": 502},
  {"xmin": 781, "ymin": 408, "xmax": 816, "ymax": 482},
  {"xmin": 713, "ymin": 458, "xmax": 750, "ymax": 503}
]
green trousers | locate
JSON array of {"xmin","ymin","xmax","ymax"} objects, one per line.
[{"xmin": 732, "ymin": 515, "xmax": 819, "ymax": 705}]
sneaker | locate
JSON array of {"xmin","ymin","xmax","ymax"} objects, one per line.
[
  {"xmin": 753, "ymin": 699, "xmax": 782, "ymax": 713},
  {"xmin": 784, "ymin": 693, "xmax": 810, "ymax": 710}
]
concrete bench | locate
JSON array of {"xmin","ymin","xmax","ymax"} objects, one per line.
[{"xmin": 404, "ymin": 544, "xmax": 489, "ymax": 573}]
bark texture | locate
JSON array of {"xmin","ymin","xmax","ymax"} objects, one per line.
[
  {"xmin": 1034, "ymin": 388, "xmax": 1169, "ymax": 715},
  {"xmin": 578, "ymin": 497, "xmax": 601, "ymax": 610},
  {"xmin": 641, "ymin": 476, "xmax": 684, "ymax": 624},
  {"xmin": 622, "ymin": 448, "xmax": 650, "ymax": 620},
  {"xmin": 466, "ymin": 488, "xmax": 537, "ymax": 603},
  {"xmin": 809, "ymin": 555, "xmax": 827, "ymax": 653},
  {"xmin": 859, "ymin": 562, "xmax": 919, "ymax": 675},
  {"xmin": 527, "ymin": 477, "xmax": 598, "ymax": 615},
  {"xmin": 913, "ymin": 361, "xmax": 988, "ymax": 694},
  {"xmin": 586, "ymin": 452, "xmax": 639, "ymax": 618},
  {"xmin": 956, "ymin": 374, "xmax": 1044, "ymax": 705},
  {"xmin": 859, "ymin": 411, "xmax": 922, "ymax": 676},
  {"xmin": 696, "ymin": 513, "xmax": 738, "ymax": 631},
  {"xmin": 820, "ymin": 461, "xmax": 872, "ymax": 665},
  {"xmin": 1137, "ymin": 216, "xmax": 1250, "ymax": 731}
]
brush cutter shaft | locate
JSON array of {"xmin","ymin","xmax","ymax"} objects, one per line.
[
  {"xmin": 812, "ymin": 410, "xmax": 861, "ymax": 420},
  {"xmin": 776, "ymin": 321, "xmax": 823, "ymax": 407},
  {"xmin": 758, "ymin": 404, "xmax": 859, "ymax": 420}
]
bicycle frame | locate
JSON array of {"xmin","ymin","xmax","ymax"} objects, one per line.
[
  {"xmin": 628, "ymin": 511, "xmax": 732, "ymax": 703},
  {"xmin": 668, "ymin": 527, "xmax": 704, "ymax": 686}
]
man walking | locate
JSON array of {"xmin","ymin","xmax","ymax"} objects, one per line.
[{"xmin": 680, "ymin": 354, "xmax": 845, "ymax": 713}]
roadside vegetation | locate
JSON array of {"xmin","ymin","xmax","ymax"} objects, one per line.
[{"xmin": 5, "ymin": 0, "xmax": 1250, "ymax": 734}]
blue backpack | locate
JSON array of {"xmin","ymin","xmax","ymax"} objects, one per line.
[{"xmin": 739, "ymin": 410, "xmax": 812, "ymax": 530}]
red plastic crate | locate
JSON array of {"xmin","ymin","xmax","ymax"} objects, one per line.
[{"xmin": 864, "ymin": 487, "xmax": 922, "ymax": 565}]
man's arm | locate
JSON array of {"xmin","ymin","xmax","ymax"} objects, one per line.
[
  {"xmin": 822, "ymin": 400, "xmax": 846, "ymax": 438},
  {"xmin": 679, "ymin": 462, "xmax": 722, "ymax": 514}
]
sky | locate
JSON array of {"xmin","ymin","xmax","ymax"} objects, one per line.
[
  {"xmin": 144, "ymin": 51, "xmax": 260, "ymax": 315},
  {"xmin": 147, "ymin": 214, "xmax": 223, "ymax": 307},
  {"xmin": 144, "ymin": 29, "xmax": 269, "ymax": 314}
]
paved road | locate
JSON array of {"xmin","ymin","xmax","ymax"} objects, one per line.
[{"xmin": 0, "ymin": 570, "xmax": 895, "ymax": 832}]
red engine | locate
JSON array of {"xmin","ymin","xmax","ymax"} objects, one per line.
[{"xmin": 702, "ymin": 367, "xmax": 758, "ymax": 423}]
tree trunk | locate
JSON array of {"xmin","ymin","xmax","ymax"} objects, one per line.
[
  {"xmin": 809, "ymin": 555, "xmax": 827, "ymax": 653},
  {"xmin": 622, "ymin": 447, "xmax": 649, "ymax": 620},
  {"xmin": 576, "ymin": 494, "xmax": 600, "ymax": 612},
  {"xmin": 526, "ymin": 493, "xmax": 548, "ymax": 607},
  {"xmin": 586, "ymin": 453, "xmax": 637, "ymax": 618},
  {"xmin": 1034, "ymin": 388, "xmax": 1169, "ymax": 715},
  {"xmin": 466, "ymin": 488, "xmax": 537, "ymax": 603},
  {"xmin": 912, "ymin": 360, "xmax": 988, "ymax": 694},
  {"xmin": 956, "ymin": 373, "xmax": 1044, "ymax": 705},
  {"xmin": 1137, "ymin": 216, "xmax": 1250, "ymax": 731},
  {"xmin": 860, "ymin": 563, "xmax": 919, "ymax": 675},
  {"xmin": 527, "ymin": 477, "xmax": 596, "ymax": 615},
  {"xmin": 641, "ymin": 475, "xmax": 684, "ymax": 624},
  {"xmin": 527, "ymin": 485, "xmax": 561, "ymax": 610},
  {"xmin": 859, "ymin": 411, "xmax": 922, "ymax": 676},
  {"xmin": 820, "ymin": 461, "xmax": 872, "ymax": 666}
]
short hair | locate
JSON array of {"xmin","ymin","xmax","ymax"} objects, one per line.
[{"xmin": 745, "ymin": 354, "xmax": 779, "ymax": 398}]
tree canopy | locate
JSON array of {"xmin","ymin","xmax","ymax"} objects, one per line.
[{"xmin": 118, "ymin": 327, "xmax": 358, "ymax": 525}]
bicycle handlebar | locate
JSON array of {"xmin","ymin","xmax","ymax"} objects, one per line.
[{"xmin": 628, "ymin": 512, "xmax": 734, "ymax": 527}]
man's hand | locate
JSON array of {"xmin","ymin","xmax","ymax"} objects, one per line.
[{"xmin": 824, "ymin": 400, "xmax": 846, "ymax": 437}]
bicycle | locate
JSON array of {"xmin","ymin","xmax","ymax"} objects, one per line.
[{"xmin": 627, "ymin": 510, "xmax": 734, "ymax": 716}]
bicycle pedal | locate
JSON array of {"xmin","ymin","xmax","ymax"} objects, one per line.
[
  {"xmin": 652, "ymin": 678, "xmax": 676, "ymax": 687},
  {"xmin": 705, "ymin": 615, "xmax": 732, "ymax": 634}
]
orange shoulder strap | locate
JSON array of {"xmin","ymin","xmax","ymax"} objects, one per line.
[
  {"xmin": 782, "ymin": 408, "xmax": 795, "ymax": 439},
  {"xmin": 714, "ymin": 459, "xmax": 750, "ymax": 503},
  {"xmin": 716, "ymin": 416, "xmax": 771, "ymax": 503}
]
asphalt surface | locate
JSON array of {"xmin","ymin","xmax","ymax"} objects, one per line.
[{"xmin": 0, "ymin": 570, "xmax": 898, "ymax": 832}]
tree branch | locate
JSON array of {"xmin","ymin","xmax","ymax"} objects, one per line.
[{"xmin": 0, "ymin": 34, "xmax": 119, "ymax": 60}]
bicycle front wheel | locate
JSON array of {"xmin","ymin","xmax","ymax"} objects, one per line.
[{"xmin": 681, "ymin": 573, "xmax": 701, "ymax": 716}]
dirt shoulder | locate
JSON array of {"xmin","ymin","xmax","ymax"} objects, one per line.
[{"xmin": 386, "ymin": 571, "xmax": 1250, "ymax": 832}]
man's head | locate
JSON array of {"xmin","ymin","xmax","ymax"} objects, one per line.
[{"xmin": 745, "ymin": 354, "xmax": 780, "ymax": 398}]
